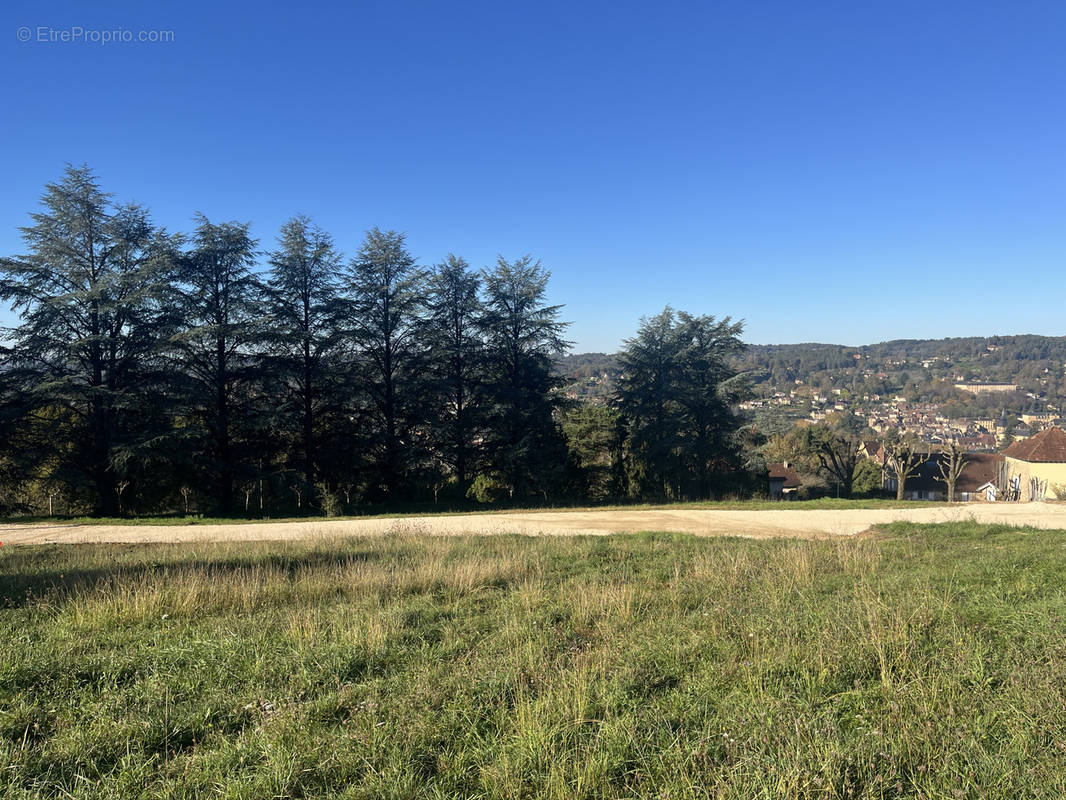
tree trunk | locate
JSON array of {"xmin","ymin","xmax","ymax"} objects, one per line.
[
  {"xmin": 303, "ymin": 340, "xmax": 315, "ymax": 496},
  {"xmin": 94, "ymin": 469, "xmax": 119, "ymax": 516},
  {"xmin": 455, "ymin": 379, "xmax": 468, "ymax": 498},
  {"xmin": 217, "ymin": 380, "xmax": 233, "ymax": 514},
  {"xmin": 91, "ymin": 406, "xmax": 118, "ymax": 516},
  {"xmin": 456, "ymin": 445, "xmax": 467, "ymax": 499}
]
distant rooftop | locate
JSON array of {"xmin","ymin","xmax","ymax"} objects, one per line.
[
  {"xmin": 767, "ymin": 463, "xmax": 802, "ymax": 488},
  {"xmin": 1003, "ymin": 426, "xmax": 1066, "ymax": 463}
]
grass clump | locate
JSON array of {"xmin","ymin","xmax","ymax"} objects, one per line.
[{"xmin": 1, "ymin": 524, "xmax": 1065, "ymax": 797}]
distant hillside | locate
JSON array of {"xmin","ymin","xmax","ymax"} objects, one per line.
[
  {"xmin": 555, "ymin": 353, "xmax": 621, "ymax": 402},
  {"xmin": 743, "ymin": 335, "xmax": 1066, "ymax": 402},
  {"xmin": 556, "ymin": 352, "xmax": 619, "ymax": 377},
  {"xmin": 559, "ymin": 335, "xmax": 1066, "ymax": 413},
  {"xmin": 744, "ymin": 335, "xmax": 1066, "ymax": 377}
]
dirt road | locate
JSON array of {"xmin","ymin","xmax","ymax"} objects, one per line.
[{"xmin": 3, "ymin": 503, "xmax": 1065, "ymax": 546}]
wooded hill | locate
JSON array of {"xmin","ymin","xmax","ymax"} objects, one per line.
[{"xmin": 561, "ymin": 336, "xmax": 1066, "ymax": 415}]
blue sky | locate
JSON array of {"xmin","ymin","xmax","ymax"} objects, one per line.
[{"xmin": 2, "ymin": 0, "xmax": 1064, "ymax": 352}]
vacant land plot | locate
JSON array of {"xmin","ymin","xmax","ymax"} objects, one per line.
[
  {"xmin": 3, "ymin": 502, "xmax": 1066, "ymax": 545},
  {"xmin": 2, "ymin": 523, "xmax": 1066, "ymax": 798}
]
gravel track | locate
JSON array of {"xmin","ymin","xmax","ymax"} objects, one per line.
[{"xmin": 2, "ymin": 503, "xmax": 1066, "ymax": 546}]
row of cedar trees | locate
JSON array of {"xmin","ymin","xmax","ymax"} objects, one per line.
[{"xmin": 0, "ymin": 166, "xmax": 752, "ymax": 517}]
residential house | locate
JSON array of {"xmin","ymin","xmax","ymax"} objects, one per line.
[
  {"xmin": 884, "ymin": 456, "xmax": 942, "ymax": 500},
  {"xmin": 953, "ymin": 453, "xmax": 1005, "ymax": 502},
  {"xmin": 1021, "ymin": 412, "xmax": 1056, "ymax": 428},
  {"xmin": 882, "ymin": 451, "xmax": 1004, "ymax": 502},
  {"xmin": 767, "ymin": 462, "xmax": 802, "ymax": 500},
  {"xmin": 1002, "ymin": 426, "xmax": 1066, "ymax": 501}
]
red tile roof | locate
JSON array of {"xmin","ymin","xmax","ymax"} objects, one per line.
[
  {"xmin": 861, "ymin": 440, "xmax": 883, "ymax": 460},
  {"xmin": 767, "ymin": 463, "xmax": 802, "ymax": 488},
  {"xmin": 1003, "ymin": 426, "xmax": 1066, "ymax": 463}
]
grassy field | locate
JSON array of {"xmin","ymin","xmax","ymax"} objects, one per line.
[
  {"xmin": 2, "ymin": 525, "xmax": 1065, "ymax": 798},
  {"xmin": 0, "ymin": 497, "xmax": 944, "ymax": 527}
]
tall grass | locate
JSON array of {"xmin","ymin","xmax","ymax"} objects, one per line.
[{"xmin": 2, "ymin": 525, "xmax": 1065, "ymax": 797}]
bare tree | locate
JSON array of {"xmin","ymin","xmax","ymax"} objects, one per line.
[
  {"xmin": 115, "ymin": 480, "xmax": 130, "ymax": 515},
  {"xmin": 935, "ymin": 440, "xmax": 968, "ymax": 502},
  {"xmin": 46, "ymin": 484, "xmax": 62, "ymax": 516},
  {"xmin": 340, "ymin": 482, "xmax": 354, "ymax": 507},
  {"xmin": 882, "ymin": 429, "xmax": 924, "ymax": 500}
]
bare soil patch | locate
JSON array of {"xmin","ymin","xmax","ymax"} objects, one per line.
[{"xmin": 3, "ymin": 503, "xmax": 1066, "ymax": 546}]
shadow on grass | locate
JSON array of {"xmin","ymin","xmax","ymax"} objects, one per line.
[{"xmin": 0, "ymin": 548, "xmax": 382, "ymax": 608}]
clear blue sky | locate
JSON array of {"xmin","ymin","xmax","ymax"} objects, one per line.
[{"xmin": 3, "ymin": 0, "xmax": 1064, "ymax": 352}]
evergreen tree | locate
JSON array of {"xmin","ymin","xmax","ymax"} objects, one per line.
[
  {"xmin": 424, "ymin": 255, "xmax": 485, "ymax": 498},
  {"xmin": 345, "ymin": 228, "xmax": 426, "ymax": 501},
  {"xmin": 562, "ymin": 404, "xmax": 625, "ymax": 501},
  {"xmin": 0, "ymin": 166, "xmax": 175, "ymax": 515},
  {"xmin": 479, "ymin": 255, "xmax": 570, "ymax": 500},
  {"xmin": 1, "ymin": 167, "xmax": 770, "ymax": 514},
  {"xmin": 617, "ymin": 308, "xmax": 748, "ymax": 500},
  {"xmin": 171, "ymin": 215, "xmax": 261, "ymax": 513},
  {"xmin": 674, "ymin": 312, "xmax": 746, "ymax": 497},
  {"xmin": 263, "ymin": 216, "xmax": 344, "ymax": 501},
  {"xmin": 616, "ymin": 308, "xmax": 684, "ymax": 499},
  {"xmin": 0, "ymin": 353, "xmax": 29, "ymax": 513}
]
